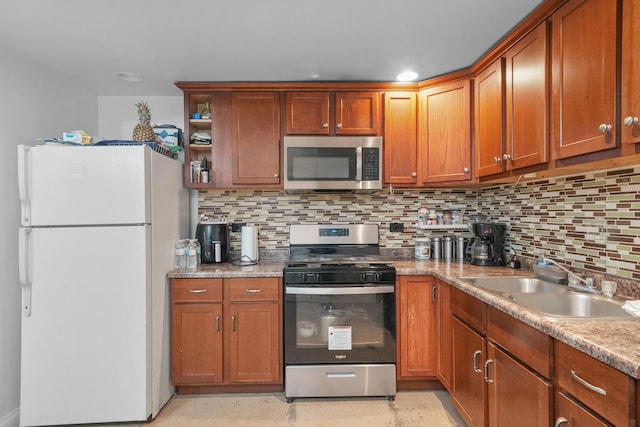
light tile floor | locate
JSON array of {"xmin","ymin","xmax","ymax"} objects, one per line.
[{"xmin": 137, "ymin": 391, "xmax": 466, "ymax": 427}]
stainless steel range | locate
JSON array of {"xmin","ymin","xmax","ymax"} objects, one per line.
[{"xmin": 283, "ymin": 224, "xmax": 397, "ymax": 402}]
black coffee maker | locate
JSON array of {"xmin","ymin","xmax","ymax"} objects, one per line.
[
  {"xmin": 196, "ymin": 221, "xmax": 230, "ymax": 263},
  {"xmin": 470, "ymin": 222, "xmax": 507, "ymax": 266}
]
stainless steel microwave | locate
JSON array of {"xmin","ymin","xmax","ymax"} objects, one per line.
[{"xmin": 283, "ymin": 136, "xmax": 383, "ymax": 192}]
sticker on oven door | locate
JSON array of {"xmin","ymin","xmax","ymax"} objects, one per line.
[{"xmin": 328, "ymin": 326, "xmax": 352, "ymax": 350}]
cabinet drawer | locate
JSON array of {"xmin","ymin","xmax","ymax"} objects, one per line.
[
  {"xmin": 487, "ymin": 306, "xmax": 552, "ymax": 379},
  {"xmin": 555, "ymin": 340, "xmax": 634, "ymax": 426},
  {"xmin": 450, "ymin": 286, "xmax": 486, "ymax": 334},
  {"xmin": 227, "ymin": 278, "xmax": 280, "ymax": 302},
  {"xmin": 172, "ymin": 279, "xmax": 223, "ymax": 302}
]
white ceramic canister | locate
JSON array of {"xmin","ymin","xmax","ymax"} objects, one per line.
[{"xmin": 415, "ymin": 237, "xmax": 431, "ymax": 259}]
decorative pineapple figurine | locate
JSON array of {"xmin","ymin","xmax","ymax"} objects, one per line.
[{"xmin": 132, "ymin": 101, "xmax": 156, "ymax": 142}]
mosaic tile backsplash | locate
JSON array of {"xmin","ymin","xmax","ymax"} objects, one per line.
[{"xmin": 199, "ymin": 165, "xmax": 640, "ymax": 282}]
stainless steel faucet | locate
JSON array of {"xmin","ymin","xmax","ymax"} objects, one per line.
[{"xmin": 542, "ymin": 258, "xmax": 598, "ymax": 294}]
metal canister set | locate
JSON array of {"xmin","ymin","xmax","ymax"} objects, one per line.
[{"xmin": 415, "ymin": 235, "xmax": 469, "ymax": 261}]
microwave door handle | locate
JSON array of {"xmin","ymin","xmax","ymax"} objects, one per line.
[{"xmin": 355, "ymin": 146, "xmax": 362, "ymax": 181}]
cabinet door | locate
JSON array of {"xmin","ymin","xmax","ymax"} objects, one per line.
[
  {"xmin": 336, "ymin": 92, "xmax": 380, "ymax": 135},
  {"xmin": 452, "ymin": 317, "xmax": 486, "ymax": 427},
  {"xmin": 436, "ymin": 279, "xmax": 452, "ymax": 391},
  {"xmin": 420, "ymin": 80, "xmax": 472, "ymax": 183},
  {"xmin": 285, "ymin": 92, "xmax": 330, "ymax": 135},
  {"xmin": 487, "ymin": 343, "xmax": 552, "ymax": 427},
  {"xmin": 229, "ymin": 302, "xmax": 281, "ymax": 383},
  {"xmin": 551, "ymin": 0, "xmax": 618, "ymax": 159},
  {"xmin": 505, "ymin": 21, "xmax": 549, "ymax": 170},
  {"xmin": 622, "ymin": 0, "xmax": 640, "ymax": 146},
  {"xmin": 556, "ymin": 392, "xmax": 611, "ymax": 427},
  {"xmin": 384, "ymin": 92, "xmax": 418, "ymax": 185},
  {"xmin": 475, "ymin": 58, "xmax": 506, "ymax": 177},
  {"xmin": 397, "ymin": 276, "xmax": 437, "ymax": 379},
  {"xmin": 171, "ymin": 303, "xmax": 223, "ymax": 385},
  {"xmin": 231, "ymin": 92, "xmax": 281, "ymax": 185}
]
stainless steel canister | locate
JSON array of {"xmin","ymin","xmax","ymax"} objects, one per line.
[
  {"xmin": 456, "ymin": 236, "xmax": 467, "ymax": 260},
  {"xmin": 443, "ymin": 236, "xmax": 453, "ymax": 260},
  {"xmin": 432, "ymin": 237, "xmax": 442, "ymax": 259}
]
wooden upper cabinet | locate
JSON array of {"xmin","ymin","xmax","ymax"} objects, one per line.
[
  {"xmin": 505, "ymin": 21, "xmax": 549, "ymax": 170},
  {"xmin": 231, "ymin": 92, "xmax": 281, "ymax": 185},
  {"xmin": 419, "ymin": 79, "xmax": 472, "ymax": 183},
  {"xmin": 285, "ymin": 91, "xmax": 380, "ymax": 135},
  {"xmin": 551, "ymin": 0, "xmax": 618, "ymax": 159},
  {"xmin": 335, "ymin": 92, "xmax": 380, "ymax": 135},
  {"xmin": 285, "ymin": 92, "xmax": 330, "ymax": 135},
  {"xmin": 383, "ymin": 92, "xmax": 418, "ymax": 185},
  {"xmin": 475, "ymin": 58, "xmax": 506, "ymax": 177},
  {"xmin": 622, "ymin": 0, "xmax": 640, "ymax": 146}
]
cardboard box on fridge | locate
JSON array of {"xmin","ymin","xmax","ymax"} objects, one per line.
[
  {"xmin": 63, "ymin": 130, "xmax": 92, "ymax": 145},
  {"xmin": 153, "ymin": 126, "xmax": 182, "ymax": 146}
]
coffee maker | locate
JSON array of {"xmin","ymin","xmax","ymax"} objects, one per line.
[{"xmin": 470, "ymin": 222, "xmax": 507, "ymax": 266}]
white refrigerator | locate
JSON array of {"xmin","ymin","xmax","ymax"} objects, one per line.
[{"xmin": 17, "ymin": 144, "xmax": 189, "ymax": 426}]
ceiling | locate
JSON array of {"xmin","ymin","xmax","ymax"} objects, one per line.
[{"xmin": 0, "ymin": 0, "xmax": 545, "ymax": 96}]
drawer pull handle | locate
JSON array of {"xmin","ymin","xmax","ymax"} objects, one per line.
[
  {"xmin": 554, "ymin": 417, "xmax": 568, "ymax": 427},
  {"xmin": 244, "ymin": 288, "xmax": 264, "ymax": 293},
  {"xmin": 231, "ymin": 315, "xmax": 236, "ymax": 332},
  {"xmin": 215, "ymin": 315, "xmax": 220, "ymax": 332},
  {"xmin": 326, "ymin": 372, "xmax": 356, "ymax": 378},
  {"xmin": 472, "ymin": 350, "xmax": 482, "ymax": 374},
  {"xmin": 484, "ymin": 359, "xmax": 494, "ymax": 384},
  {"xmin": 188, "ymin": 289, "xmax": 207, "ymax": 293},
  {"xmin": 570, "ymin": 370, "xmax": 607, "ymax": 396},
  {"xmin": 431, "ymin": 285, "xmax": 438, "ymax": 303}
]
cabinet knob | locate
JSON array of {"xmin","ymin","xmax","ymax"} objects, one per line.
[
  {"xmin": 502, "ymin": 153, "xmax": 512, "ymax": 160},
  {"xmin": 274, "ymin": 173, "xmax": 279, "ymax": 178},
  {"xmin": 598, "ymin": 123, "xmax": 612, "ymax": 133},
  {"xmin": 336, "ymin": 123, "xmax": 343, "ymax": 129},
  {"xmin": 411, "ymin": 172, "xmax": 417, "ymax": 177},
  {"xmin": 554, "ymin": 417, "xmax": 568, "ymax": 427},
  {"xmin": 323, "ymin": 123, "xmax": 329, "ymax": 128},
  {"xmin": 493, "ymin": 156, "xmax": 501, "ymax": 163},
  {"xmin": 623, "ymin": 116, "xmax": 639, "ymax": 127},
  {"xmin": 463, "ymin": 167, "xmax": 469, "ymax": 173}
]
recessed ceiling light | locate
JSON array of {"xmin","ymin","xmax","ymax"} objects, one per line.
[
  {"xmin": 309, "ymin": 73, "xmax": 321, "ymax": 79},
  {"xmin": 115, "ymin": 71, "xmax": 143, "ymax": 82},
  {"xmin": 396, "ymin": 71, "xmax": 418, "ymax": 82}
]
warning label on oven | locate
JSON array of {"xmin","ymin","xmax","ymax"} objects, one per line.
[{"xmin": 328, "ymin": 326, "xmax": 352, "ymax": 350}]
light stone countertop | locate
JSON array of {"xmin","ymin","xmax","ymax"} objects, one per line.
[{"xmin": 169, "ymin": 258, "xmax": 640, "ymax": 379}]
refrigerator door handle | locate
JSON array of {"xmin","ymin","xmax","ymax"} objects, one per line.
[
  {"xmin": 17, "ymin": 145, "xmax": 31, "ymax": 226},
  {"xmin": 19, "ymin": 228, "xmax": 32, "ymax": 316}
]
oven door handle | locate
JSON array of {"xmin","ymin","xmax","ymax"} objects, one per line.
[{"xmin": 285, "ymin": 286, "xmax": 395, "ymax": 295}]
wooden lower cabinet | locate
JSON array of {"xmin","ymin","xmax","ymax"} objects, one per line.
[
  {"xmin": 171, "ymin": 277, "xmax": 283, "ymax": 393},
  {"xmin": 396, "ymin": 275, "xmax": 439, "ymax": 387},
  {"xmin": 436, "ymin": 279, "xmax": 452, "ymax": 391},
  {"xmin": 555, "ymin": 340, "xmax": 635, "ymax": 426},
  {"xmin": 486, "ymin": 343, "xmax": 552, "ymax": 427},
  {"xmin": 556, "ymin": 392, "xmax": 610, "ymax": 427},
  {"xmin": 451, "ymin": 287, "xmax": 553, "ymax": 427}
]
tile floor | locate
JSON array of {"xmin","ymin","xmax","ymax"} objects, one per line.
[{"xmin": 134, "ymin": 391, "xmax": 466, "ymax": 427}]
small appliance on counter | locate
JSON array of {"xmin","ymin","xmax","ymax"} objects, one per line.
[
  {"xmin": 239, "ymin": 224, "xmax": 259, "ymax": 264},
  {"xmin": 470, "ymin": 222, "xmax": 507, "ymax": 266},
  {"xmin": 196, "ymin": 218, "xmax": 230, "ymax": 263}
]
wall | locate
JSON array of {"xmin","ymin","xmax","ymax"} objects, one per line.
[
  {"xmin": 0, "ymin": 45, "xmax": 97, "ymax": 427},
  {"xmin": 199, "ymin": 166, "xmax": 640, "ymax": 286},
  {"xmin": 98, "ymin": 96, "xmax": 183, "ymax": 139},
  {"xmin": 481, "ymin": 166, "xmax": 640, "ymax": 281}
]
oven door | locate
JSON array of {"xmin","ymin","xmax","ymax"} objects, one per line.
[{"xmin": 284, "ymin": 284, "xmax": 396, "ymax": 365}]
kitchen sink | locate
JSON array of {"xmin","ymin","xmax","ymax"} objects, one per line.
[
  {"xmin": 507, "ymin": 292, "xmax": 636, "ymax": 320},
  {"xmin": 461, "ymin": 276, "xmax": 568, "ymax": 294}
]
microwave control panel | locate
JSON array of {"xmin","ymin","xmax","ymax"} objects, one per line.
[{"xmin": 362, "ymin": 148, "xmax": 380, "ymax": 181}]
